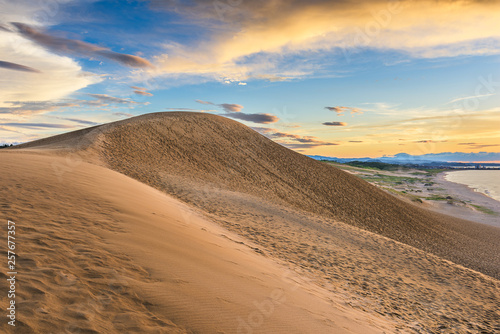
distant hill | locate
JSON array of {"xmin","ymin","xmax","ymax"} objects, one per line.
[{"xmin": 309, "ymin": 153, "xmax": 500, "ymax": 167}]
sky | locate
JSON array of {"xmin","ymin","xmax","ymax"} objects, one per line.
[{"xmin": 1, "ymin": 0, "xmax": 499, "ymax": 159}]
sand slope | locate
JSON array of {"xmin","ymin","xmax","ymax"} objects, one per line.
[
  {"xmin": 15, "ymin": 112, "xmax": 500, "ymax": 279},
  {"xmin": 4, "ymin": 112, "xmax": 500, "ymax": 332},
  {"xmin": 0, "ymin": 153, "xmax": 396, "ymax": 333}
]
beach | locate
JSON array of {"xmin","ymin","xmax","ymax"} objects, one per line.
[
  {"xmin": 329, "ymin": 162, "xmax": 500, "ymax": 228},
  {"xmin": 433, "ymin": 172, "xmax": 500, "ymax": 228},
  {"xmin": 444, "ymin": 170, "xmax": 500, "ymax": 202}
]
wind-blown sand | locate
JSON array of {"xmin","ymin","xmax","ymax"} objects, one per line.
[{"xmin": 2, "ymin": 112, "xmax": 500, "ymax": 333}]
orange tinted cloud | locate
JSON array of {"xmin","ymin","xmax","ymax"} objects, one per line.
[{"xmin": 151, "ymin": 0, "xmax": 500, "ymax": 81}]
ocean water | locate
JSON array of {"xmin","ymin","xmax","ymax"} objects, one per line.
[{"xmin": 445, "ymin": 170, "xmax": 500, "ymax": 202}]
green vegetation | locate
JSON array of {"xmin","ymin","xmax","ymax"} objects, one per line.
[
  {"xmin": 327, "ymin": 160, "xmax": 498, "ymax": 217},
  {"xmin": 424, "ymin": 195, "xmax": 449, "ymax": 201},
  {"xmin": 471, "ymin": 204, "xmax": 497, "ymax": 215},
  {"xmin": 360, "ymin": 173, "xmax": 420, "ymax": 185},
  {"xmin": 423, "ymin": 168, "xmax": 447, "ymax": 176},
  {"xmin": 344, "ymin": 161, "xmax": 407, "ymax": 171},
  {"xmin": 0, "ymin": 144, "xmax": 13, "ymax": 149},
  {"xmin": 381, "ymin": 187, "xmax": 423, "ymax": 203}
]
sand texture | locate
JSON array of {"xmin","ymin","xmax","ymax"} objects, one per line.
[
  {"xmin": 1, "ymin": 153, "xmax": 396, "ymax": 333},
  {"xmin": 2, "ymin": 112, "xmax": 500, "ymax": 333}
]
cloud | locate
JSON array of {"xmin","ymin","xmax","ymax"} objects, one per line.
[
  {"xmin": 195, "ymin": 100, "xmax": 214, "ymax": 105},
  {"xmin": 0, "ymin": 100, "xmax": 80, "ymax": 116},
  {"xmin": 0, "ymin": 0, "xmax": 75, "ymax": 26},
  {"xmin": 12, "ymin": 23, "xmax": 152, "ymax": 68},
  {"xmin": 447, "ymin": 93, "xmax": 496, "ymax": 104},
  {"xmin": 48, "ymin": 116, "xmax": 99, "ymax": 126},
  {"xmin": 195, "ymin": 100, "xmax": 242, "ymax": 112},
  {"xmin": 458, "ymin": 142, "xmax": 500, "ymax": 149},
  {"xmin": 112, "ymin": 112, "xmax": 134, "ymax": 117},
  {"xmin": 0, "ymin": 126, "xmax": 21, "ymax": 133},
  {"xmin": 323, "ymin": 121, "xmax": 347, "ymax": 126},
  {"xmin": 223, "ymin": 112, "xmax": 279, "ymax": 124},
  {"xmin": 252, "ymin": 127, "xmax": 337, "ymax": 148},
  {"xmin": 0, "ymin": 93, "xmax": 142, "ymax": 116},
  {"xmin": 251, "ymin": 127, "xmax": 276, "ymax": 134},
  {"xmin": 0, "ymin": 24, "xmax": 12, "ymax": 32},
  {"xmin": 325, "ymin": 106, "xmax": 363, "ymax": 116},
  {"xmin": 148, "ymin": 0, "xmax": 500, "ymax": 83},
  {"xmin": 471, "ymin": 144, "xmax": 500, "ymax": 149},
  {"xmin": 0, "ymin": 1, "xmax": 102, "ymax": 126},
  {"xmin": 194, "ymin": 99, "xmax": 275, "ymax": 123},
  {"xmin": 0, "ymin": 60, "xmax": 41, "ymax": 73},
  {"xmin": 0, "ymin": 33, "xmax": 100, "ymax": 105},
  {"xmin": 349, "ymin": 140, "xmax": 363, "ymax": 143},
  {"xmin": 87, "ymin": 94, "xmax": 137, "ymax": 104},
  {"xmin": 219, "ymin": 103, "xmax": 243, "ymax": 113},
  {"xmin": 134, "ymin": 90, "xmax": 153, "ymax": 96},
  {"xmin": 131, "ymin": 86, "xmax": 153, "ymax": 96},
  {"xmin": 0, "ymin": 122, "xmax": 75, "ymax": 129}
]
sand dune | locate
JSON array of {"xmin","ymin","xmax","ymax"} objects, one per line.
[
  {"xmin": 3, "ymin": 112, "xmax": 500, "ymax": 333},
  {"xmin": 1, "ymin": 153, "xmax": 397, "ymax": 333},
  {"xmin": 16, "ymin": 112, "xmax": 500, "ymax": 278}
]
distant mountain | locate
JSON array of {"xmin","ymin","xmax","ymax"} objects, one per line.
[{"xmin": 309, "ymin": 152, "xmax": 500, "ymax": 165}]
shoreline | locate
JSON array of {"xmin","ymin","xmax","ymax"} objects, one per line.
[
  {"xmin": 443, "ymin": 170, "xmax": 500, "ymax": 202},
  {"xmin": 326, "ymin": 161, "xmax": 500, "ymax": 229},
  {"xmin": 430, "ymin": 172, "xmax": 500, "ymax": 228}
]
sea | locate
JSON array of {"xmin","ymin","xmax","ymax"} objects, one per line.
[{"xmin": 444, "ymin": 170, "xmax": 500, "ymax": 202}]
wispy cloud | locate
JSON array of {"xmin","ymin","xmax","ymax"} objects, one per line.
[
  {"xmin": 132, "ymin": 86, "xmax": 154, "ymax": 96},
  {"xmin": 195, "ymin": 99, "xmax": 278, "ymax": 124},
  {"xmin": 220, "ymin": 103, "xmax": 244, "ymax": 113},
  {"xmin": 47, "ymin": 116, "xmax": 99, "ymax": 126},
  {"xmin": 0, "ymin": 122, "xmax": 75, "ymax": 129},
  {"xmin": 0, "ymin": 60, "xmax": 41, "ymax": 73},
  {"xmin": 12, "ymin": 23, "xmax": 153, "ymax": 68},
  {"xmin": 224, "ymin": 112, "xmax": 278, "ymax": 124},
  {"xmin": 323, "ymin": 121, "xmax": 347, "ymax": 126},
  {"xmin": 0, "ymin": 24, "xmax": 12, "ymax": 32},
  {"xmin": 112, "ymin": 112, "xmax": 134, "ymax": 118},
  {"xmin": 87, "ymin": 94, "xmax": 137, "ymax": 105},
  {"xmin": 447, "ymin": 93, "xmax": 496, "ymax": 104},
  {"xmin": 325, "ymin": 106, "xmax": 363, "ymax": 116},
  {"xmin": 148, "ymin": 0, "xmax": 500, "ymax": 83},
  {"xmin": 252, "ymin": 127, "xmax": 338, "ymax": 149},
  {"xmin": 0, "ymin": 93, "xmax": 144, "ymax": 116},
  {"xmin": 0, "ymin": 100, "xmax": 79, "ymax": 116},
  {"xmin": 458, "ymin": 142, "xmax": 500, "ymax": 149},
  {"xmin": 195, "ymin": 100, "xmax": 243, "ymax": 112}
]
